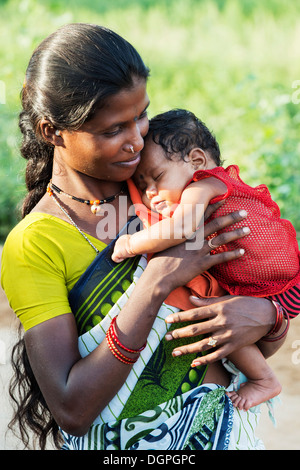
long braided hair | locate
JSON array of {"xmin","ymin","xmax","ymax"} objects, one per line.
[{"xmin": 8, "ymin": 23, "xmax": 149, "ymax": 449}]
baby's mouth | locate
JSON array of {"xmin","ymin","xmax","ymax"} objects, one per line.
[{"xmin": 151, "ymin": 200, "xmax": 167, "ymax": 213}]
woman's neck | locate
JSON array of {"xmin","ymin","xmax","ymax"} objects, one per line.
[
  {"xmin": 51, "ymin": 169, "xmax": 123, "ymax": 202},
  {"xmin": 32, "ymin": 164, "xmax": 130, "ymax": 245}
]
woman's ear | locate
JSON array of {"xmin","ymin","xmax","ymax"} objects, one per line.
[
  {"xmin": 188, "ymin": 148, "xmax": 208, "ymax": 170},
  {"xmin": 39, "ymin": 119, "xmax": 63, "ymax": 146}
]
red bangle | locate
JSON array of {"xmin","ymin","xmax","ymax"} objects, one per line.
[
  {"xmin": 110, "ymin": 316, "xmax": 147, "ymax": 354},
  {"xmin": 106, "ymin": 330, "xmax": 138, "ymax": 365},
  {"xmin": 262, "ymin": 301, "xmax": 290, "ymax": 342}
]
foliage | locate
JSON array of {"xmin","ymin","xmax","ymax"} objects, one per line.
[{"xmin": 0, "ymin": 0, "xmax": 299, "ymax": 240}]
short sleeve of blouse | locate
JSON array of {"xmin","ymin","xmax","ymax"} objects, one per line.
[
  {"xmin": 1, "ymin": 213, "xmax": 106, "ymax": 331},
  {"xmin": 1, "ymin": 217, "xmax": 72, "ymax": 331}
]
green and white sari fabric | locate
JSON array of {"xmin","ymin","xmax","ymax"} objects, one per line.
[{"xmin": 61, "ymin": 227, "xmax": 264, "ymax": 450}]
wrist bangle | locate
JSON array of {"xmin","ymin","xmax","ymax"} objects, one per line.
[
  {"xmin": 105, "ymin": 316, "xmax": 147, "ymax": 365},
  {"xmin": 267, "ymin": 300, "xmax": 284, "ymax": 336},
  {"xmin": 262, "ymin": 301, "xmax": 290, "ymax": 342},
  {"xmin": 106, "ymin": 329, "xmax": 137, "ymax": 365},
  {"xmin": 110, "ymin": 316, "xmax": 147, "ymax": 354}
]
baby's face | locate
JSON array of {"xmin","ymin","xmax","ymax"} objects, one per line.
[{"xmin": 134, "ymin": 139, "xmax": 195, "ymax": 217}]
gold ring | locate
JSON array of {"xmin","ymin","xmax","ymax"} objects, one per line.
[
  {"xmin": 208, "ymin": 238, "xmax": 219, "ymax": 249},
  {"xmin": 208, "ymin": 336, "xmax": 217, "ymax": 347}
]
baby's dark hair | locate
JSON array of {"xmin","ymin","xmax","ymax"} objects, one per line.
[{"xmin": 146, "ymin": 109, "xmax": 222, "ymax": 166}]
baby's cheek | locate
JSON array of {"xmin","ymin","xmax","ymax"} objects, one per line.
[{"xmin": 142, "ymin": 193, "xmax": 152, "ymax": 210}]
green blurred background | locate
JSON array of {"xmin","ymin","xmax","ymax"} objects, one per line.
[{"xmin": 0, "ymin": 0, "xmax": 299, "ymax": 241}]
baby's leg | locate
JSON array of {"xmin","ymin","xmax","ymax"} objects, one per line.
[{"xmin": 226, "ymin": 344, "xmax": 281, "ymax": 411}]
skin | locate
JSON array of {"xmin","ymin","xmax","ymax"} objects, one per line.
[
  {"xmin": 112, "ymin": 137, "xmax": 284, "ymax": 410},
  {"xmin": 24, "ymin": 77, "xmax": 278, "ymax": 437},
  {"xmin": 112, "ymin": 141, "xmax": 228, "ymax": 260},
  {"xmin": 135, "ymin": 141, "xmax": 217, "ymax": 218}
]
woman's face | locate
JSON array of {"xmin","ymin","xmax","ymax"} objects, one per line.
[{"xmin": 55, "ymin": 77, "xmax": 150, "ymax": 182}]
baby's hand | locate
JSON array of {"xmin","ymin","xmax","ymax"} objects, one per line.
[{"xmin": 111, "ymin": 235, "xmax": 135, "ymax": 263}]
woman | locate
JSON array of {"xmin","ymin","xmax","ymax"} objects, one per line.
[{"xmin": 1, "ymin": 23, "xmax": 287, "ymax": 450}]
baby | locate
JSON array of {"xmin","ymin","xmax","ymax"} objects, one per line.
[{"xmin": 112, "ymin": 109, "xmax": 300, "ymax": 411}]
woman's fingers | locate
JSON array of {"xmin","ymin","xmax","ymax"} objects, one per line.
[
  {"xmin": 191, "ymin": 345, "xmax": 232, "ymax": 367},
  {"xmin": 206, "ymin": 226, "xmax": 250, "ymax": 252},
  {"xmin": 167, "ymin": 328, "xmax": 234, "ymax": 366},
  {"xmin": 164, "ymin": 295, "xmax": 238, "ymax": 365},
  {"xmin": 203, "ymin": 200, "xmax": 225, "ymax": 221},
  {"xmin": 202, "ymin": 245, "xmax": 245, "ymax": 270},
  {"xmin": 165, "ymin": 295, "xmax": 232, "ymax": 325},
  {"xmin": 203, "ymin": 209, "xmax": 248, "ymax": 239}
]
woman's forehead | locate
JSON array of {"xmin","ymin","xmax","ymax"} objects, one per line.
[{"xmin": 84, "ymin": 79, "xmax": 149, "ymax": 130}]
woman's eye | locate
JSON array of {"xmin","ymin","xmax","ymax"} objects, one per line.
[
  {"xmin": 103, "ymin": 127, "xmax": 121, "ymax": 137},
  {"xmin": 139, "ymin": 110, "xmax": 148, "ymax": 120}
]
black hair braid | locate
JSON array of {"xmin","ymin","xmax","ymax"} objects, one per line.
[
  {"xmin": 19, "ymin": 109, "xmax": 54, "ymax": 218},
  {"xmin": 8, "ymin": 329, "xmax": 63, "ymax": 449}
]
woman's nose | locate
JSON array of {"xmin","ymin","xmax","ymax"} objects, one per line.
[{"xmin": 130, "ymin": 123, "xmax": 146, "ymax": 152}]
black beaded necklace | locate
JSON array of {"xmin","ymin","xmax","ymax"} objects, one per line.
[{"xmin": 47, "ymin": 180, "xmax": 126, "ymax": 214}]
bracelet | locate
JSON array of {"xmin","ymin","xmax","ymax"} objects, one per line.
[
  {"xmin": 110, "ymin": 316, "xmax": 147, "ymax": 354},
  {"xmin": 262, "ymin": 301, "xmax": 290, "ymax": 342},
  {"xmin": 266, "ymin": 300, "xmax": 284, "ymax": 336},
  {"xmin": 106, "ymin": 329, "xmax": 137, "ymax": 365},
  {"xmin": 105, "ymin": 316, "xmax": 147, "ymax": 365}
]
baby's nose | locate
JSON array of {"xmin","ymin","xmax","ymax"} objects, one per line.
[{"xmin": 146, "ymin": 187, "xmax": 157, "ymax": 199}]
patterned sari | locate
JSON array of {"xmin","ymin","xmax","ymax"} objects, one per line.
[{"xmin": 61, "ymin": 220, "xmax": 264, "ymax": 450}]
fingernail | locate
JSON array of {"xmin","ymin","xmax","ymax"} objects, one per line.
[
  {"xmin": 172, "ymin": 350, "xmax": 182, "ymax": 357},
  {"xmin": 239, "ymin": 210, "xmax": 247, "ymax": 217},
  {"xmin": 165, "ymin": 334, "xmax": 173, "ymax": 341},
  {"xmin": 165, "ymin": 316, "xmax": 173, "ymax": 323},
  {"xmin": 242, "ymin": 227, "xmax": 250, "ymax": 234},
  {"xmin": 239, "ymin": 248, "xmax": 245, "ymax": 255}
]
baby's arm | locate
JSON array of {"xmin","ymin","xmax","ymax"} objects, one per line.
[{"xmin": 112, "ymin": 178, "xmax": 225, "ymax": 263}]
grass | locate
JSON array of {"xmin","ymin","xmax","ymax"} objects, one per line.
[{"xmin": 0, "ymin": 0, "xmax": 299, "ymax": 240}]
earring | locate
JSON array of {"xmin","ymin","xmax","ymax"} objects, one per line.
[{"xmin": 55, "ymin": 130, "xmax": 61, "ymax": 136}]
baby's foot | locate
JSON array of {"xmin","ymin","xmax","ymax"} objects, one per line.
[{"xmin": 226, "ymin": 374, "xmax": 281, "ymax": 411}]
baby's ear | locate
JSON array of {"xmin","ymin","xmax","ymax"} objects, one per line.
[{"xmin": 188, "ymin": 148, "xmax": 208, "ymax": 170}]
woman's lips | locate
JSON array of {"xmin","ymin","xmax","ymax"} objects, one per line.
[{"xmin": 115, "ymin": 153, "xmax": 141, "ymax": 168}]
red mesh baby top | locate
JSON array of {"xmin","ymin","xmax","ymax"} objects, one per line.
[{"xmin": 193, "ymin": 165, "xmax": 300, "ymax": 297}]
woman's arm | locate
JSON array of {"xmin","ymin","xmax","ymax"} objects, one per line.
[{"xmin": 25, "ymin": 209, "xmax": 248, "ymax": 436}]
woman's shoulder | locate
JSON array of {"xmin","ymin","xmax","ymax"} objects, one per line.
[
  {"xmin": 6, "ymin": 212, "xmax": 60, "ymax": 236},
  {"xmin": 3, "ymin": 213, "xmax": 68, "ymax": 254},
  {"xmin": 2, "ymin": 212, "xmax": 106, "ymax": 276}
]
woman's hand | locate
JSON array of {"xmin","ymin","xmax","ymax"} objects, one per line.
[
  {"xmin": 146, "ymin": 204, "xmax": 277, "ymax": 366},
  {"xmin": 148, "ymin": 208, "xmax": 250, "ymax": 292},
  {"xmin": 164, "ymin": 295, "xmax": 276, "ymax": 366}
]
